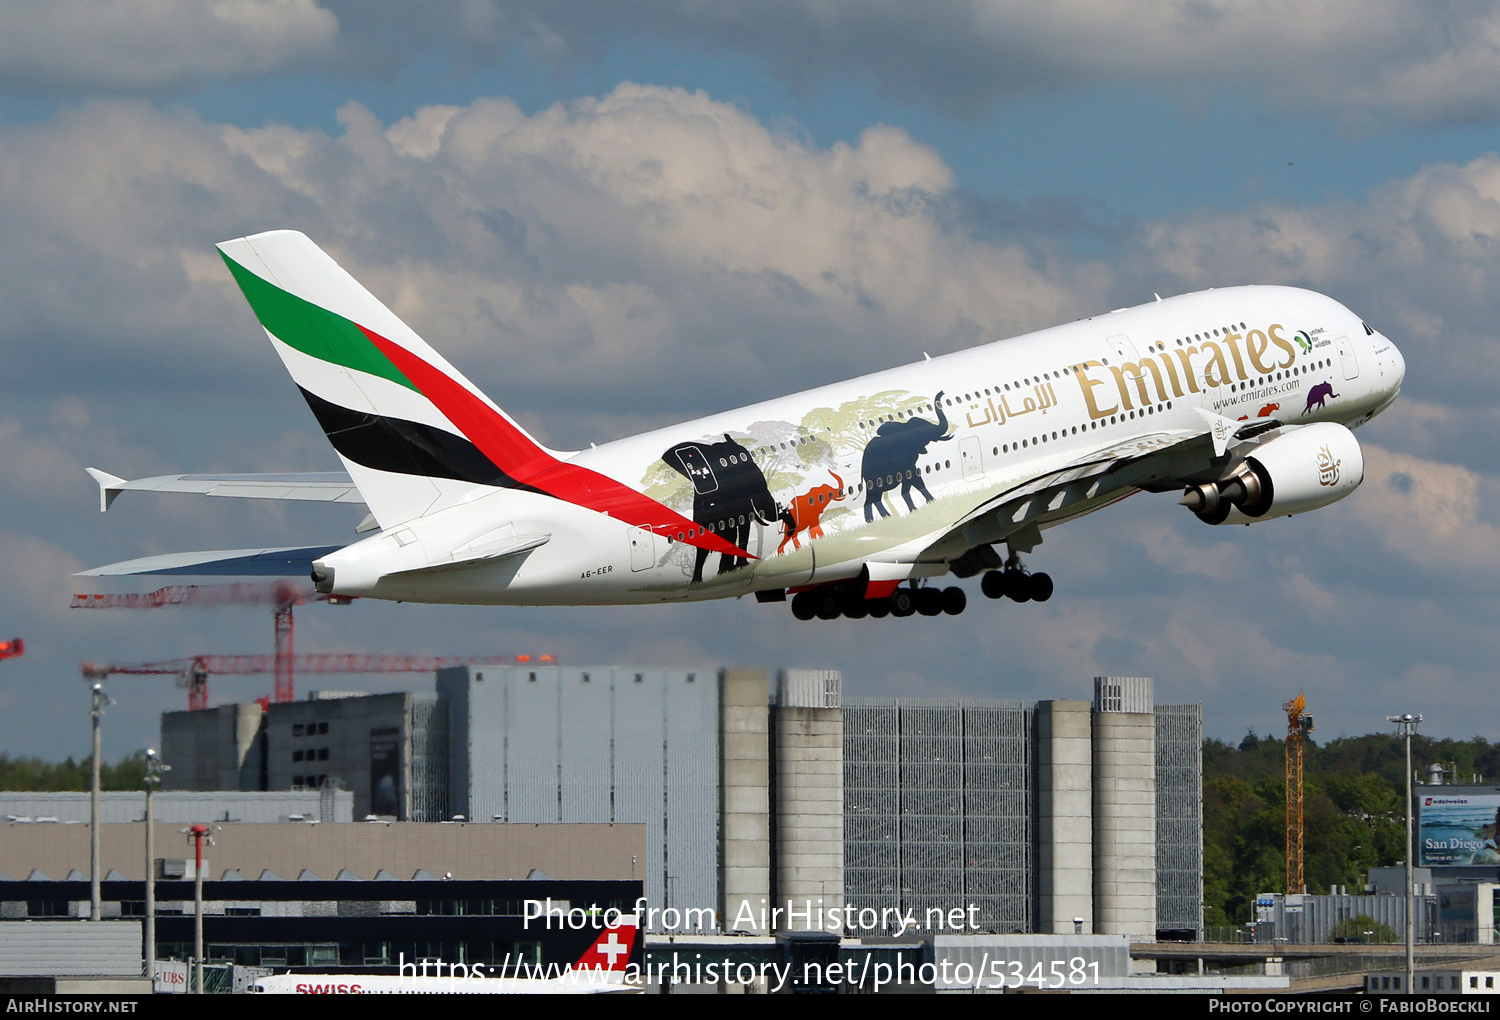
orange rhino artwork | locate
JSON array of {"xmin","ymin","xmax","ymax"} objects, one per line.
[{"xmin": 778, "ymin": 472, "xmax": 845, "ymax": 553}]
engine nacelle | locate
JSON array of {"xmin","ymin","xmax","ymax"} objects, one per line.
[{"xmin": 1179, "ymin": 422, "xmax": 1364, "ymax": 525}]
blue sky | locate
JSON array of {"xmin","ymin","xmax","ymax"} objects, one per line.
[{"xmin": 4, "ymin": 1, "xmax": 1500, "ymax": 759}]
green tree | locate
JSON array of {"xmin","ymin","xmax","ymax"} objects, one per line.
[
  {"xmin": 1200, "ymin": 730, "xmax": 1481, "ymax": 923},
  {"xmin": 0, "ymin": 751, "xmax": 147, "ymax": 792}
]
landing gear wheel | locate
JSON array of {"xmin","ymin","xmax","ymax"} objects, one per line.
[
  {"xmin": 791, "ymin": 591, "xmax": 817, "ymax": 621},
  {"xmin": 941, "ymin": 586, "xmax": 967, "ymax": 615},
  {"xmin": 1029, "ymin": 572, "xmax": 1054, "ymax": 602},
  {"xmin": 842, "ymin": 597, "xmax": 869, "ymax": 620},
  {"xmin": 814, "ymin": 590, "xmax": 841, "ymax": 620},
  {"xmin": 917, "ymin": 587, "xmax": 944, "ymax": 617},
  {"xmin": 867, "ymin": 600, "xmax": 890, "ymax": 619},
  {"xmin": 1008, "ymin": 571, "xmax": 1032, "ymax": 603},
  {"xmin": 981, "ymin": 570, "xmax": 1008, "ymax": 600},
  {"xmin": 889, "ymin": 589, "xmax": 917, "ymax": 617}
]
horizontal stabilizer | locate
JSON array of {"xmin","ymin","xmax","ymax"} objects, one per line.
[
  {"xmin": 388, "ymin": 531, "xmax": 551, "ymax": 578},
  {"xmin": 79, "ymin": 545, "xmax": 345, "ymax": 578},
  {"xmin": 86, "ymin": 468, "xmax": 363, "ymax": 510}
]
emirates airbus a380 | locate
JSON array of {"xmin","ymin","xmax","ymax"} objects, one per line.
[{"xmin": 83, "ymin": 230, "xmax": 1405, "ymax": 621}]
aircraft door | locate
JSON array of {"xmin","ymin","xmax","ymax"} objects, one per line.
[
  {"xmin": 1107, "ymin": 333, "xmax": 1139, "ymax": 363},
  {"xmin": 628, "ymin": 525, "xmax": 656, "ymax": 572},
  {"xmin": 1336, "ymin": 335, "xmax": 1360, "ymax": 380},
  {"xmin": 959, "ymin": 436, "xmax": 985, "ymax": 481}
]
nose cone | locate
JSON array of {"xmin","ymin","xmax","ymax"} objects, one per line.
[{"xmin": 1388, "ymin": 338, "xmax": 1406, "ymax": 391}]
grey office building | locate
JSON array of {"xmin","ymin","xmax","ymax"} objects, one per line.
[{"xmin": 162, "ymin": 669, "xmax": 1201, "ymax": 939}]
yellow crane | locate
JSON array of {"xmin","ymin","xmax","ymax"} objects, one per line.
[{"xmin": 1284, "ymin": 693, "xmax": 1314, "ymax": 894}]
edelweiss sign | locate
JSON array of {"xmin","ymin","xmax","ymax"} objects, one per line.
[{"xmin": 1418, "ymin": 791, "xmax": 1500, "ymax": 866}]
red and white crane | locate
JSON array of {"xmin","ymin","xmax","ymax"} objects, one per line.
[{"xmin": 72, "ymin": 582, "xmax": 552, "ymax": 709}]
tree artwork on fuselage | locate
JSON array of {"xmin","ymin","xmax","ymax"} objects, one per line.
[{"xmin": 642, "ymin": 390, "xmax": 956, "ymax": 582}]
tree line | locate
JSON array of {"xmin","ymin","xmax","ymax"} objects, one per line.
[
  {"xmin": 0, "ymin": 751, "xmax": 147, "ymax": 792},
  {"xmin": 1203, "ymin": 730, "xmax": 1500, "ymax": 925}
]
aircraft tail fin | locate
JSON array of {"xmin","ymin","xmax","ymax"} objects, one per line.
[
  {"xmin": 217, "ymin": 230, "xmax": 563, "ymax": 529},
  {"xmin": 573, "ymin": 915, "xmax": 638, "ymax": 973}
]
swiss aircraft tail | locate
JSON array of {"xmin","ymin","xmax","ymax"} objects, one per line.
[
  {"xmin": 573, "ymin": 916, "xmax": 638, "ymax": 973},
  {"xmin": 217, "ymin": 231, "xmax": 564, "ymax": 529}
]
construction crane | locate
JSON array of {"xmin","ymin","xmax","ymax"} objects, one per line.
[
  {"xmin": 73, "ymin": 582, "xmax": 341, "ymax": 706},
  {"xmin": 0, "ymin": 638, "xmax": 22, "ymax": 662},
  {"xmin": 81, "ymin": 653, "xmax": 551, "ymax": 710},
  {"xmin": 73, "ymin": 582, "xmax": 553, "ymax": 708},
  {"xmin": 1284, "ymin": 692, "xmax": 1314, "ymax": 895}
]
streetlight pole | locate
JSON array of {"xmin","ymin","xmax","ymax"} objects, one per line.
[
  {"xmin": 142, "ymin": 750, "xmax": 168, "ymax": 979},
  {"xmin": 1388, "ymin": 712, "xmax": 1422, "ymax": 996},
  {"xmin": 187, "ymin": 823, "xmax": 211, "ymax": 994},
  {"xmin": 89, "ymin": 683, "xmax": 109, "ymax": 921}
]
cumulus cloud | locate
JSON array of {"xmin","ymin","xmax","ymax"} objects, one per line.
[
  {"xmin": 0, "ymin": 0, "xmax": 338, "ymax": 94},
  {"xmin": 0, "ymin": 87, "xmax": 1112, "ymax": 446},
  {"xmin": 427, "ymin": 0, "xmax": 1500, "ymax": 129},
  {"xmin": 11, "ymin": 1, "xmax": 1500, "ymax": 130}
]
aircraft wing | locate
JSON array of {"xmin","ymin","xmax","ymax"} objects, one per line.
[
  {"xmin": 86, "ymin": 468, "xmax": 363, "ymax": 512},
  {"xmin": 947, "ymin": 415, "xmax": 1288, "ymax": 550},
  {"xmin": 77, "ymin": 545, "xmax": 345, "ymax": 577}
]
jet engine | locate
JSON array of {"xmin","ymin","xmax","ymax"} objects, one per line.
[{"xmin": 1179, "ymin": 421, "xmax": 1364, "ymax": 525}]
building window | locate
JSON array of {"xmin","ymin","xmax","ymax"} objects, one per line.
[
  {"xmin": 293, "ymin": 750, "xmax": 304, "ymax": 762},
  {"xmin": 318, "ymin": 748, "xmax": 330, "ymax": 761},
  {"xmin": 226, "ymin": 907, "xmax": 260, "ymax": 917},
  {"xmin": 293, "ymin": 724, "xmax": 305, "ymax": 737}
]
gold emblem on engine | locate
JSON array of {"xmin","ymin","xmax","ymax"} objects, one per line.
[{"xmin": 1316, "ymin": 445, "xmax": 1341, "ymax": 487}]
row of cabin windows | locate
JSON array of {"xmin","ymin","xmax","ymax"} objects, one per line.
[{"xmin": 745, "ymin": 320, "xmax": 1275, "ymax": 471}]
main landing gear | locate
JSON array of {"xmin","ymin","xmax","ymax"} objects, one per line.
[
  {"xmin": 790, "ymin": 583, "xmax": 968, "ymax": 621},
  {"xmin": 979, "ymin": 563, "xmax": 1053, "ymax": 603}
]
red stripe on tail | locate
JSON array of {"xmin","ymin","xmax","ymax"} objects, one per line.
[{"xmin": 359, "ymin": 326, "xmax": 753, "ymax": 561}]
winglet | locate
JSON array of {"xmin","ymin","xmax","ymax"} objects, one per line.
[{"xmin": 85, "ymin": 468, "xmax": 127, "ymax": 513}]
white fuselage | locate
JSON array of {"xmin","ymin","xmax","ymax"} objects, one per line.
[{"xmin": 317, "ymin": 285, "xmax": 1404, "ymax": 605}]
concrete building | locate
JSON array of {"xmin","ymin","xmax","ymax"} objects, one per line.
[
  {"xmin": 772, "ymin": 670, "xmax": 845, "ymax": 931},
  {"xmin": 0, "ymin": 921, "xmax": 151, "ymax": 994},
  {"xmin": 164, "ymin": 692, "xmax": 439, "ymax": 821},
  {"xmin": 1091, "ymin": 676, "xmax": 1157, "ymax": 939},
  {"xmin": 160, "ymin": 668, "xmax": 1202, "ymax": 939},
  {"xmin": 0, "ymin": 790, "xmax": 352, "ymax": 825},
  {"xmin": 844, "ymin": 677, "xmax": 1200, "ymax": 941},
  {"xmin": 0, "ymin": 820, "xmax": 644, "ymax": 889}
]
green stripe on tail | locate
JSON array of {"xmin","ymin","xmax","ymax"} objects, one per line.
[{"xmin": 220, "ymin": 253, "xmax": 418, "ymax": 393}]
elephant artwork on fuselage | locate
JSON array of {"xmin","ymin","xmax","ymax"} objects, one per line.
[
  {"xmin": 663, "ymin": 434, "xmax": 780, "ymax": 583},
  {"xmin": 860, "ymin": 392, "xmax": 952, "ymax": 521}
]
